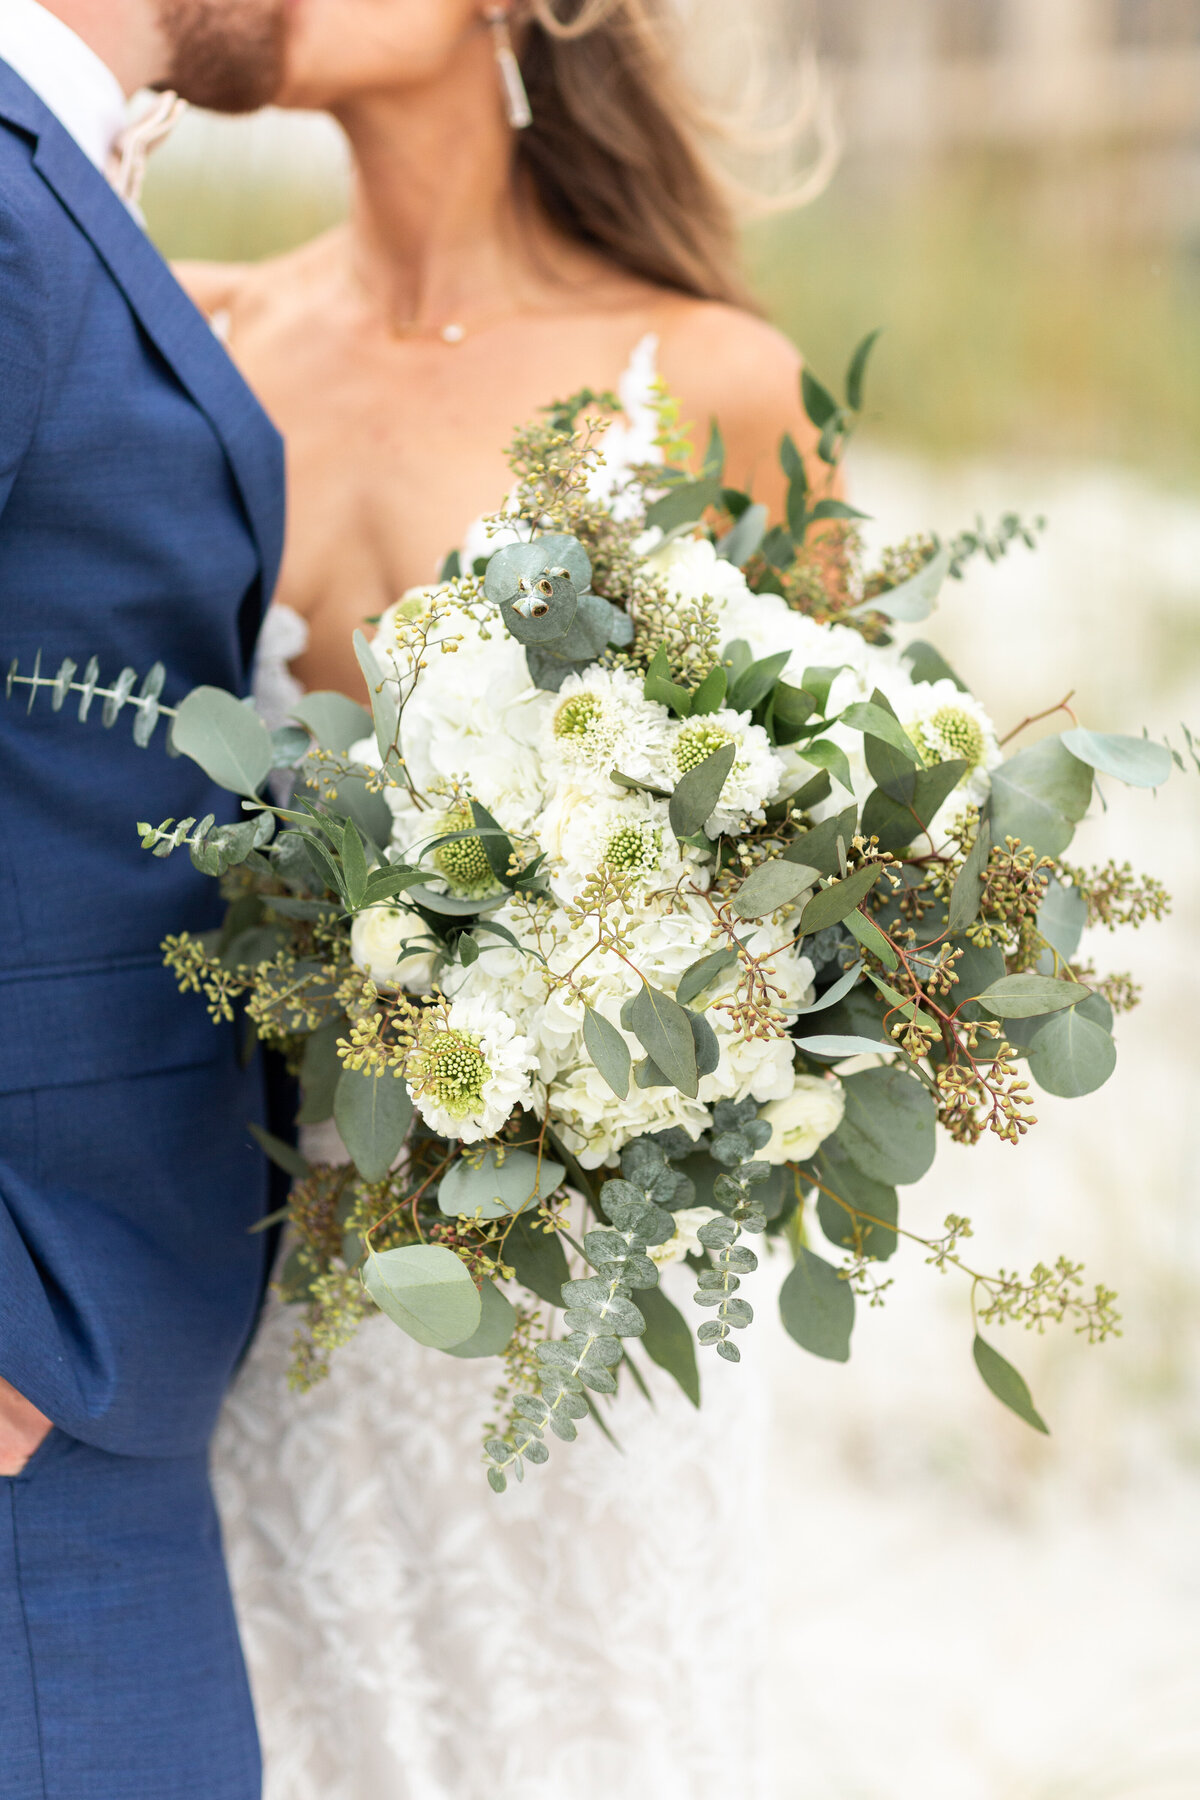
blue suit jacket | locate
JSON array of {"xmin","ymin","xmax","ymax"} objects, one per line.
[{"xmin": 0, "ymin": 64, "xmax": 287, "ymax": 1459}]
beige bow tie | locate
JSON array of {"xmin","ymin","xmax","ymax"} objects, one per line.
[{"xmin": 108, "ymin": 92, "xmax": 188, "ymax": 208}]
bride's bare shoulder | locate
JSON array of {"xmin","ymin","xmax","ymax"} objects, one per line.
[
  {"xmin": 654, "ymin": 299, "xmax": 820, "ymax": 508},
  {"xmin": 174, "ymin": 234, "xmax": 339, "ymax": 335}
]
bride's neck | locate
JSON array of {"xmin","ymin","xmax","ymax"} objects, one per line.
[{"xmin": 335, "ymin": 81, "xmax": 570, "ymax": 330}]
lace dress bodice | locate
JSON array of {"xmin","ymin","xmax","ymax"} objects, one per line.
[{"xmin": 216, "ymin": 334, "xmax": 773, "ymax": 1800}]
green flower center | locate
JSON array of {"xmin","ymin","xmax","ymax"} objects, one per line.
[
  {"xmin": 918, "ymin": 705, "xmax": 986, "ymax": 772},
  {"xmin": 554, "ymin": 692, "xmax": 604, "ymax": 741},
  {"xmin": 432, "ymin": 804, "xmax": 499, "ymax": 897},
  {"xmin": 603, "ymin": 822, "xmax": 662, "ymax": 877},
  {"xmin": 409, "ymin": 1029, "xmax": 490, "ymax": 1119},
  {"xmin": 675, "ymin": 722, "xmax": 733, "ymax": 775}
]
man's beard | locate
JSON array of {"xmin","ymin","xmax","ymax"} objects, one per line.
[{"xmin": 156, "ymin": 0, "xmax": 290, "ymax": 113}]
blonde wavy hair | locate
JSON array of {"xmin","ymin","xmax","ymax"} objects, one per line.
[{"xmin": 515, "ymin": 0, "xmax": 837, "ymax": 310}]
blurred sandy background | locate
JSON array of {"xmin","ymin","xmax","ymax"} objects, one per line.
[{"xmin": 142, "ymin": 3, "xmax": 1200, "ymax": 1792}]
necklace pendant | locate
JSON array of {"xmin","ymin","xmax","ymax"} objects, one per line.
[{"xmin": 441, "ymin": 322, "xmax": 466, "ymax": 345}]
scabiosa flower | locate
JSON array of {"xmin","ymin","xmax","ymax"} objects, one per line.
[
  {"xmin": 541, "ymin": 667, "xmax": 673, "ymax": 794},
  {"xmin": 427, "ymin": 800, "xmax": 506, "ymax": 901},
  {"xmin": 537, "ymin": 788, "xmax": 687, "ymax": 901},
  {"xmin": 405, "ymin": 996, "xmax": 537, "ymax": 1144},
  {"xmin": 670, "ymin": 709, "xmax": 784, "ymax": 836}
]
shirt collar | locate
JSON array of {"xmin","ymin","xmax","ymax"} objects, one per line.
[{"xmin": 0, "ymin": 0, "xmax": 128, "ymax": 172}]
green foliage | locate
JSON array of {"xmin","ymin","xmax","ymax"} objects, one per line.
[
  {"xmin": 363, "ymin": 1244, "xmax": 482, "ymax": 1350},
  {"xmin": 837, "ymin": 1067, "xmax": 938, "ymax": 1187},
  {"xmin": 989, "ymin": 735, "xmax": 1094, "ymax": 857},
  {"xmin": 779, "ymin": 1247, "xmax": 855, "ymax": 1362},
  {"xmin": 5, "ymin": 652, "xmax": 172, "ymax": 746},
  {"xmin": 438, "ymin": 1148, "xmax": 564, "ymax": 1221},
  {"xmin": 334, "ymin": 1066, "xmax": 413, "ymax": 1184},
  {"xmin": 973, "ymin": 1334, "xmax": 1049, "ymax": 1435},
  {"xmin": 484, "ymin": 1172, "xmax": 673, "ymax": 1490}
]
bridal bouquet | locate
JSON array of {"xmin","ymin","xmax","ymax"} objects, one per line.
[{"xmin": 11, "ymin": 341, "xmax": 1188, "ymax": 1488}]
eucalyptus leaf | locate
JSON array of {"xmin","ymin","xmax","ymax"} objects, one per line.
[
  {"xmin": 629, "ymin": 983, "xmax": 699, "ymax": 1098},
  {"xmin": 837, "ymin": 1065, "xmax": 937, "ymax": 1186},
  {"xmin": 779, "ymin": 1247, "xmax": 854, "ymax": 1362},
  {"xmin": 669, "ymin": 742, "xmax": 736, "ymax": 839},
  {"xmin": 583, "ymin": 1005, "xmax": 632, "ymax": 1100},
  {"xmin": 947, "ymin": 809, "xmax": 992, "ymax": 936},
  {"xmin": 363, "ymin": 1244, "xmax": 482, "ymax": 1350},
  {"xmin": 172, "ymin": 686, "xmax": 273, "ymax": 798},
  {"xmin": 1038, "ymin": 878, "xmax": 1088, "ymax": 960},
  {"xmin": 438, "ymin": 1148, "xmax": 565, "ymax": 1221},
  {"xmin": 845, "ymin": 326, "xmax": 882, "ymax": 412},
  {"xmin": 728, "ymin": 650, "xmax": 791, "ymax": 714},
  {"xmin": 989, "ymin": 735, "xmax": 1093, "ymax": 857},
  {"xmin": 353, "ymin": 631, "xmax": 400, "ymax": 766},
  {"xmin": 973, "ymin": 1334, "xmax": 1049, "ymax": 1434},
  {"xmin": 444, "ymin": 1279, "xmax": 519, "ymax": 1358},
  {"xmin": 289, "ymin": 691, "xmax": 373, "ymax": 753},
  {"xmin": 717, "ymin": 501, "xmax": 768, "ymax": 567},
  {"xmin": 676, "ymin": 947, "xmax": 739, "ymax": 1006},
  {"xmin": 901, "ymin": 638, "xmax": 968, "ymax": 692},
  {"xmin": 1059, "ymin": 727, "xmax": 1173, "ymax": 789},
  {"xmin": 973, "ymin": 975, "xmax": 1089, "ymax": 1019},
  {"xmin": 798, "ymin": 737, "xmax": 854, "ymax": 793},
  {"xmin": 732, "ymin": 857, "xmax": 820, "ymax": 920},
  {"xmin": 507, "ymin": 1213, "xmax": 570, "ymax": 1306},
  {"xmin": 689, "ymin": 663, "xmax": 728, "ymax": 716},
  {"xmin": 645, "ymin": 477, "xmax": 722, "ymax": 534},
  {"xmin": 812, "ymin": 1139, "xmax": 898, "ymax": 1263},
  {"xmin": 1026, "ymin": 1009, "xmax": 1117, "ymax": 1098},
  {"xmin": 783, "ymin": 804, "xmax": 858, "ymax": 876},
  {"xmin": 797, "ymin": 1034, "xmax": 906, "ymax": 1059},
  {"xmin": 639, "ymin": 1285, "xmax": 701, "ymax": 1407},
  {"xmin": 796, "ymin": 864, "xmax": 883, "ymax": 936},
  {"xmin": 247, "ymin": 1123, "xmax": 310, "ymax": 1184},
  {"xmin": 850, "ymin": 546, "xmax": 951, "ymax": 623},
  {"xmin": 844, "ymin": 908, "xmax": 898, "ymax": 968},
  {"xmin": 861, "ymin": 759, "xmax": 968, "ymax": 851},
  {"xmin": 334, "ymin": 1066, "xmax": 413, "ymax": 1183},
  {"xmin": 795, "ymin": 959, "xmax": 865, "ymax": 1015},
  {"xmin": 841, "ymin": 702, "xmax": 922, "ymax": 764},
  {"xmin": 297, "ymin": 1019, "xmax": 344, "ymax": 1125}
]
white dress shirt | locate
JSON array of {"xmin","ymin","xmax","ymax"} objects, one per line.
[{"xmin": 0, "ymin": 0, "xmax": 127, "ymax": 171}]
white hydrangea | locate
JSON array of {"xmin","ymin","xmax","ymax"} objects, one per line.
[
  {"xmin": 759, "ymin": 1074, "xmax": 846, "ymax": 1165},
  {"xmin": 894, "ymin": 676, "xmax": 1002, "ymax": 822},
  {"xmin": 540, "ymin": 666, "xmax": 674, "ymax": 795},
  {"xmin": 405, "ymin": 994, "xmax": 537, "ymax": 1144},
  {"xmin": 350, "ymin": 904, "xmax": 436, "ymax": 994},
  {"xmin": 375, "ymin": 589, "xmax": 553, "ymax": 838},
  {"xmin": 447, "ymin": 895, "xmax": 816, "ymax": 1166}
]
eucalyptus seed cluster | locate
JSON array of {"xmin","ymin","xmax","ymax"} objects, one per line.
[
  {"xmin": 935, "ymin": 1045, "xmax": 1037, "ymax": 1147},
  {"xmin": 1060, "ymin": 858, "xmax": 1171, "ymax": 931},
  {"xmin": 976, "ymin": 1256, "xmax": 1121, "ymax": 1342}
]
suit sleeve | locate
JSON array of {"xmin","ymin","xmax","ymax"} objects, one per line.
[{"xmin": 0, "ymin": 189, "xmax": 49, "ymax": 523}]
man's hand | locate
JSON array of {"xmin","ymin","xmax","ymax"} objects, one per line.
[{"xmin": 0, "ymin": 1377, "xmax": 52, "ymax": 1476}]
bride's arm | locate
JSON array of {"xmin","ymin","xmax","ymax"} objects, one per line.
[{"xmin": 656, "ymin": 302, "xmax": 843, "ymax": 522}]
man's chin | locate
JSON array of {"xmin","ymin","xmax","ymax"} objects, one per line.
[{"xmin": 159, "ymin": 0, "xmax": 292, "ymax": 115}]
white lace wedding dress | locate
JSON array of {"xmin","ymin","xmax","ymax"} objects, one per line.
[{"xmin": 212, "ymin": 336, "xmax": 773, "ymax": 1800}]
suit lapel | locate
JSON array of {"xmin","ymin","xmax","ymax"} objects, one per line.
[{"xmin": 0, "ymin": 62, "xmax": 285, "ymax": 622}]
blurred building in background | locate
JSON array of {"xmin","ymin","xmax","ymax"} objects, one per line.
[{"xmin": 800, "ymin": 0, "xmax": 1199, "ymax": 154}]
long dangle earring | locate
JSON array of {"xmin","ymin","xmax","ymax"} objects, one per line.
[{"xmin": 483, "ymin": 5, "xmax": 534, "ymax": 131}]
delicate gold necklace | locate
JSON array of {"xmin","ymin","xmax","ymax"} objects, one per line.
[{"xmin": 351, "ymin": 260, "xmax": 522, "ymax": 346}]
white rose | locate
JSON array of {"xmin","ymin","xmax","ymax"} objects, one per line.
[
  {"xmin": 759, "ymin": 1074, "xmax": 845, "ymax": 1165},
  {"xmin": 350, "ymin": 904, "xmax": 435, "ymax": 993},
  {"xmin": 648, "ymin": 1206, "xmax": 725, "ymax": 1268}
]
